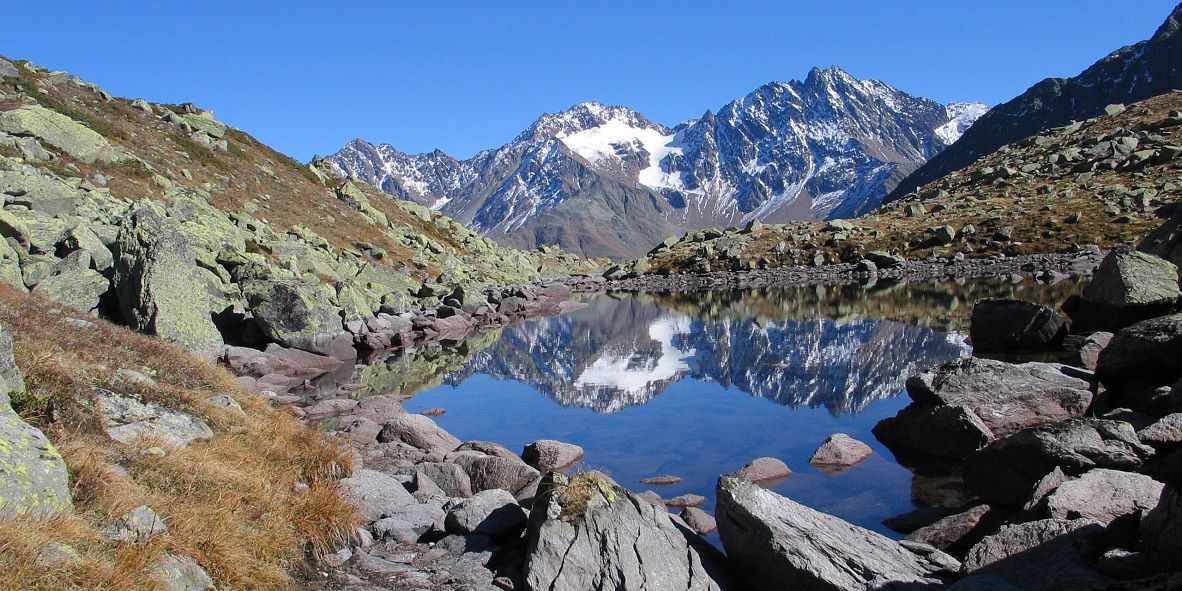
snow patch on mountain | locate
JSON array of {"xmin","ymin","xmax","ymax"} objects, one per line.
[{"xmin": 935, "ymin": 101, "xmax": 990, "ymax": 145}]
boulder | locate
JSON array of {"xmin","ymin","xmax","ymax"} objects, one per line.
[
  {"xmin": 1139, "ymin": 413, "xmax": 1182, "ymax": 447},
  {"xmin": 523, "ymin": 472, "xmax": 730, "ymax": 591},
  {"xmin": 731, "ymin": 457, "xmax": 792, "ymax": 483},
  {"xmin": 372, "ymin": 502, "xmax": 446, "ymax": 543},
  {"xmin": 339, "ymin": 469, "xmax": 417, "ymax": 523},
  {"xmin": 680, "ymin": 507, "xmax": 717, "ymax": 535},
  {"xmin": 963, "ymin": 518, "xmax": 1111, "ymax": 591},
  {"xmin": 415, "ymin": 462, "xmax": 473, "ymax": 498},
  {"xmin": 0, "ymin": 404, "xmax": 72, "ymax": 517},
  {"xmin": 906, "ymin": 504, "xmax": 999, "ymax": 554},
  {"xmin": 115, "ymin": 206, "xmax": 224, "ymax": 359},
  {"xmin": 964, "ymin": 419, "xmax": 1155, "ymax": 506},
  {"xmin": 874, "ymin": 403, "xmax": 993, "ymax": 460},
  {"xmin": 970, "ymin": 299, "xmax": 1067, "ymax": 351},
  {"xmin": 0, "ymin": 321, "xmax": 25, "ymax": 406},
  {"xmin": 905, "ymin": 358, "xmax": 1095, "ymax": 439},
  {"xmin": 31, "ymin": 268, "xmax": 108, "ymax": 313},
  {"xmin": 1140, "ymin": 487, "xmax": 1182, "ymax": 573},
  {"xmin": 1097, "ymin": 313, "xmax": 1182, "ymax": 391},
  {"xmin": 149, "ymin": 554, "xmax": 214, "ymax": 591},
  {"xmin": 377, "ymin": 414, "xmax": 460, "ymax": 454},
  {"xmin": 808, "ymin": 433, "xmax": 873, "ymax": 470},
  {"xmin": 521, "ymin": 439, "xmax": 584, "ymax": 472},
  {"xmin": 1061, "ymin": 331, "xmax": 1113, "ymax": 371},
  {"xmin": 94, "ymin": 389, "xmax": 213, "ymax": 448},
  {"xmin": 0, "ymin": 105, "xmax": 122, "ymax": 164},
  {"xmin": 1077, "ymin": 248, "xmax": 1180, "ymax": 331},
  {"xmin": 451, "ymin": 453, "xmax": 540, "ymax": 497},
  {"xmin": 1046, "ymin": 468, "xmax": 1164, "ymax": 526},
  {"xmin": 716, "ymin": 477, "xmax": 948, "ymax": 590},
  {"xmin": 242, "ymin": 278, "xmax": 343, "ymax": 352},
  {"xmin": 456, "ymin": 440, "xmax": 519, "ymax": 460},
  {"xmin": 100, "ymin": 505, "xmax": 168, "ymax": 542},
  {"xmin": 445, "ymin": 488, "xmax": 528, "ymax": 537},
  {"xmin": 665, "ymin": 494, "xmax": 707, "ymax": 508},
  {"xmin": 1139, "ymin": 204, "xmax": 1182, "ymax": 274}
]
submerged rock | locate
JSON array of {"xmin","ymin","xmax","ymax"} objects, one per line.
[
  {"xmin": 809, "ymin": 433, "xmax": 873, "ymax": 470},
  {"xmin": 716, "ymin": 476, "xmax": 950, "ymax": 590},
  {"xmin": 523, "ymin": 472, "xmax": 730, "ymax": 591}
]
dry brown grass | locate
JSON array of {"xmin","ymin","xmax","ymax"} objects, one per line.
[{"xmin": 0, "ymin": 285, "xmax": 357, "ymax": 590}]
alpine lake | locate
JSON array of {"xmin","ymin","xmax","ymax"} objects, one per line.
[{"xmin": 302, "ymin": 276, "xmax": 1085, "ymax": 545}]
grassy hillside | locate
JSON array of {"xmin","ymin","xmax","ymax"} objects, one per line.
[{"xmin": 0, "ymin": 286, "xmax": 356, "ymax": 590}]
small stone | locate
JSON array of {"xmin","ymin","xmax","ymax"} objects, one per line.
[
  {"xmin": 665, "ymin": 493, "xmax": 707, "ymax": 508},
  {"xmin": 100, "ymin": 505, "xmax": 168, "ymax": 543},
  {"xmin": 733, "ymin": 456, "xmax": 792, "ymax": 483}
]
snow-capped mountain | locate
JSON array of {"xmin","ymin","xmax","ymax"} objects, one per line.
[
  {"xmin": 889, "ymin": 2, "xmax": 1182, "ymax": 201},
  {"xmin": 328, "ymin": 67, "xmax": 986, "ymax": 259}
]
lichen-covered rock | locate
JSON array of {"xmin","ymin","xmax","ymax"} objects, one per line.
[
  {"xmin": 1084, "ymin": 248, "xmax": 1180, "ymax": 309},
  {"xmin": 0, "ymin": 105, "xmax": 122, "ymax": 164},
  {"xmin": 0, "ymin": 321, "xmax": 24, "ymax": 407},
  {"xmin": 149, "ymin": 554, "xmax": 214, "ymax": 591},
  {"xmin": 524, "ymin": 472, "xmax": 730, "ymax": 591},
  {"xmin": 31, "ymin": 268, "xmax": 108, "ymax": 312},
  {"xmin": 99, "ymin": 505, "xmax": 167, "ymax": 542},
  {"xmin": 114, "ymin": 205, "xmax": 224, "ymax": 358},
  {"xmin": 0, "ymin": 405, "xmax": 72, "ymax": 518},
  {"xmin": 95, "ymin": 388, "xmax": 213, "ymax": 447},
  {"xmin": 242, "ymin": 278, "xmax": 343, "ymax": 350}
]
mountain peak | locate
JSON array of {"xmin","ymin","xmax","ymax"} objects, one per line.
[{"xmin": 520, "ymin": 101, "xmax": 667, "ymax": 142}]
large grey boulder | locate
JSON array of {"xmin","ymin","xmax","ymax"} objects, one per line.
[
  {"xmin": 0, "ymin": 321, "xmax": 24, "ymax": 407},
  {"xmin": 1139, "ymin": 205, "xmax": 1182, "ymax": 276},
  {"xmin": 716, "ymin": 476, "xmax": 949, "ymax": 590},
  {"xmin": 94, "ymin": 389, "xmax": 213, "ymax": 448},
  {"xmin": 523, "ymin": 472, "xmax": 730, "ymax": 591},
  {"xmin": 1140, "ymin": 487, "xmax": 1182, "ymax": 573},
  {"xmin": 339, "ymin": 469, "xmax": 417, "ymax": 524},
  {"xmin": 377, "ymin": 414, "xmax": 460, "ymax": 454},
  {"xmin": 0, "ymin": 404, "xmax": 72, "ymax": 518},
  {"xmin": 964, "ymin": 418, "xmax": 1155, "ymax": 506},
  {"xmin": 906, "ymin": 504, "xmax": 999, "ymax": 554},
  {"xmin": 1139, "ymin": 413, "xmax": 1182, "ymax": 447},
  {"xmin": 0, "ymin": 105, "xmax": 122, "ymax": 164},
  {"xmin": 242, "ymin": 278, "xmax": 344, "ymax": 354},
  {"xmin": 970, "ymin": 299, "xmax": 1067, "ymax": 351},
  {"xmin": 963, "ymin": 518, "xmax": 1111, "ymax": 591},
  {"xmin": 445, "ymin": 488, "xmax": 527, "ymax": 537},
  {"xmin": 1075, "ymin": 248, "xmax": 1181, "ymax": 332},
  {"xmin": 115, "ymin": 206, "xmax": 224, "ymax": 359},
  {"xmin": 372, "ymin": 502, "xmax": 446, "ymax": 543},
  {"xmin": 415, "ymin": 462, "xmax": 473, "ymax": 498},
  {"xmin": 1096, "ymin": 313, "xmax": 1182, "ymax": 391},
  {"xmin": 451, "ymin": 453, "xmax": 540, "ymax": 497},
  {"xmin": 31, "ymin": 268, "xmax": 108, "ymax": 313},
  {"xmin": 1045, "ymin": 468, "xmax": 1164, "ymax": 526},
  {"xmin": 876, "ymin": 358, "xmax": 1094, "ymax": 460}
]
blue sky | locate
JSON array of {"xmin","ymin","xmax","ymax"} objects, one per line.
[{"xmin": 2, "ymin": 1, "xmax": 1177, "ymax": 161}]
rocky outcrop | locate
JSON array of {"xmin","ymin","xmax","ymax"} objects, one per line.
[
  {"xmin": 875, "ymin": 358, "xmax": 1094, "ymax": 460},
  {"xmin": 1096, "ymin": 313, "xmax": 1182, "ymax": 392},
  {"xmin": 523, "ymin": 472, "xmax": 730, "ymax": 591},
  {"xmin": 1075, "ymin": 248, "xmax": 1180, "ymax": 331},
  {"xmin": 960, "ymin": 518, "xmax": 1111, "ymax": 591},
  {"xmin": 969, "ymin": 299, "xmax": 1067, "ymax": 351},
  {"xmin": 963, "ymin": 418, "xmax": 1155, "ymax": 506},
  {"xmin": 521, "ymin": 439, "xmax": 584, "ymax": 472},
  {"xmin": 1045, "ymin": 468, "xmax": 1164, "ymax": 526},
  {"xmin": 114, "ymin": 205, "xmax": 224, "ymax": 359},
  {"xmin": 0, "ymin": 105, "xmax": 123, "ymax": 164},
  {"xmin": 716, "ymin": 477, "xmax": 952, "ymax": 589}
]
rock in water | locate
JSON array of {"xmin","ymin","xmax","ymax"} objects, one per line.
[
  {"xmin": 715, "ymin": 477, "xmax": 948, "ymax": 590},
  {"xmin": 115, "ymin": 205, "xmax": 224, "ymax": 359},
  {"xmin": 969, "ymin": 299, "xmax": 1067, "ymax": 351},
  {"xmin": 809, "ymin": 433, "xmax": 873, "ymax": 470},
  {"xmin": 732, "ymin": 457, "xmax": 792, "ymax": 483},
  {"xmin": 523, "ymin": 473, "xmax": 730, "ymax": 591}
]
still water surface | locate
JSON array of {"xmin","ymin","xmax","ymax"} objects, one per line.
[{"xmin": 355, "ymin": 278, "xmax": 1083, "ymax": 540}]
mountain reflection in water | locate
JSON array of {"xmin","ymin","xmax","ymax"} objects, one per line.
[{"xmin": 342, "ymin": 277, "xmax": 1083, "ymax": 538}]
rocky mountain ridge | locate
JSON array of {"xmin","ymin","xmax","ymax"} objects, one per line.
[
  {"xmin": 329, "ymin": 68, "xmax": 985, "ymax": 259},
  {"xmin": 889, "ymin": 1, "xmax": 1182, "ymax": 201}
]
